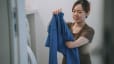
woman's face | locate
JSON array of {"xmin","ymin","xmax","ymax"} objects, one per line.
[{"xmin": 72, "ymin": 4, "xmax": 88, "ymax": 23}]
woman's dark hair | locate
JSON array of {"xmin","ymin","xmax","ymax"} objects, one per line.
[{"xmin": 72, "ymin": 0, "xmax": 90, "ymax": 13}]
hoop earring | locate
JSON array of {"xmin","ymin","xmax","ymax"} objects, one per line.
[{"xmin": 86, "ymin": 16, "xmax": 88, "ymax": 18}]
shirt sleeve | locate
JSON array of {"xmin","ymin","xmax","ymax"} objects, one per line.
[{"xmin": 81, "ymin": 28, "xmax": 95, "ymax": 42}]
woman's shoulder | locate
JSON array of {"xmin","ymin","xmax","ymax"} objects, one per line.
[
  {"xmin": 80, "ymin": 24, "xmax": 95, "ymax": 42},
  {"xmin": 85, "ymin": 24, "xmax": 95, "ymax": 34},
  {"xmin": 66, "ymin": 21, "xmax": 74, "ymax": 27},
  {"xmin": 66, "ymin": 22, "xmax": 73, "ymax": 28},
  {"xmin": 86, "ymin": 25, "xmax": 95, "ymax": 39}
]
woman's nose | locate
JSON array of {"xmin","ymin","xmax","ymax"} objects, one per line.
[{"xmin": 74, "ymin": 12, "xmax": 78, "ymax": 16}]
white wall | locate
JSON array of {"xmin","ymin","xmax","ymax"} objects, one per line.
[
  {"xmin": 87, "ymin": 0, "xmax": 104, "ymax": 64},
  {"xmin": 25, "ymin": 0, "xmax": 104, "ymax": 64}
]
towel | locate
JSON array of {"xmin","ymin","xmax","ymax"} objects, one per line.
[{"xmin": 46, "ymin": 12, "xmax": 80, "ymax": 64}]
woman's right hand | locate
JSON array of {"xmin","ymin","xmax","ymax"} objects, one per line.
[{"xmin": 52, "ymin": 8, "xmax": 62, "ymax": 14}]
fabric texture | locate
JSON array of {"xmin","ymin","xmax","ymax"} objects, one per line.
[{"xmin": 46, "ymin": 12, "xmax": 80, "ymax": 64}]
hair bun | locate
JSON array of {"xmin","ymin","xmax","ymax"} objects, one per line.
[
  {"xmin": 79, "ymin": 0, "xmax": 88, "ymax": 2},
  {"xmin": 79, "ymin": 0, "xmax": 87, "ymax": 1}
]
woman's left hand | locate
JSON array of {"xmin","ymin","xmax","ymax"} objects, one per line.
[{"xmin": 66, "ymin": 41, "xmax": 75, "ymax": 48}]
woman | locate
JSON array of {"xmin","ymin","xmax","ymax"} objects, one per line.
[{"xmin": 53, "ymin": 0, "xmax": 95, "ymax": 64}]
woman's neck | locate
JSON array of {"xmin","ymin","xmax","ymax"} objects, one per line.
[{"xmin": 74, "ymin": 21, "xmax": 86, "ymax": 27}]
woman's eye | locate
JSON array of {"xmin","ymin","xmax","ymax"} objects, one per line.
[
  {"xmin": 73, "ymin": 11, "xmax": 76, "ymax": 13},
  {"xmin": 78, "ymin": 12, "xmax": 82, "ymax": 14}
]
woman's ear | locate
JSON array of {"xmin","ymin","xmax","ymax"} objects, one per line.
[{"xmin": 86, "ymin": 11, "xmax": 90, "ymax": 18}]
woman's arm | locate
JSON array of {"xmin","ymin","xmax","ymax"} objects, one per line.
[{"xmin": 66, "ymin": 36, "xmax": 89, "ymax": 48}]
